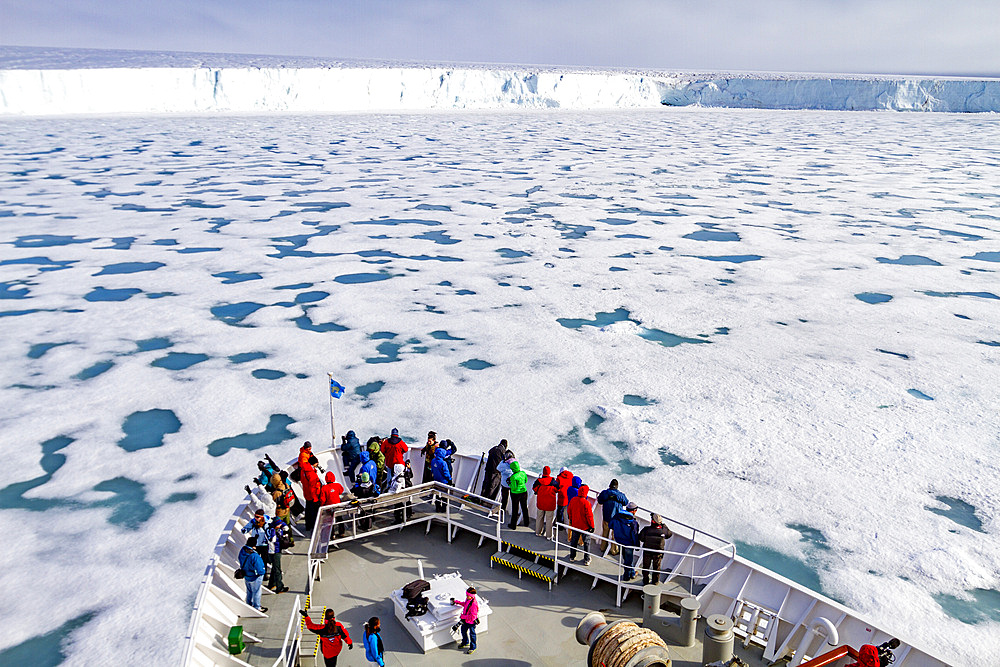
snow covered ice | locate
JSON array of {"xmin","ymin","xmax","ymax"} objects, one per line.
[{"xmin": 1, "ymin": 106, "xmax": 999, "ymax": 666}]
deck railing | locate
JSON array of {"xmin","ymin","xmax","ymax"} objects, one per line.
[
  {"xmin": 272, "ymin": 594, "xmax": 303, "ymax": 667},
  {"xmin": 306, "ymin": 481, "xmax": 503, "ymax": 595}
]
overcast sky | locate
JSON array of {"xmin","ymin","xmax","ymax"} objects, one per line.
[{"xmin": 2, "ymin": 0, "xmax": 998, "ymax": 76}]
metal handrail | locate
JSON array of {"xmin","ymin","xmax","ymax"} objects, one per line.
[
  {"xmin": 551, "ymin": 519, "xmax": 735, "ymax": 596},
  {"xmin": 271, "ymin": 594, "xmax": 303, "ymax": 667}
]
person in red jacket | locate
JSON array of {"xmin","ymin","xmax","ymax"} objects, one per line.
[
  {"xmin": 847, "ymin": 644, "xmax": 880, "ymax": 667},
  {"xmin": 300, "ymin": 608, "xmax": 352, "ymax": 666},
  {"xmin": 320, "ymin": 471, "xmax": 346, "ymax": 537},
  {"xmin": 381, "ymin": 428, "xmax": 408, "ymax": 470},
  {"xmin": 301, "ymin": 460, "xmax": 323, "ymax": 530},
  {"xmin": 567, "ymin": 484, "xmax": 594, "ymax": 565},
  {"xmin": 555, "ymin": 468, "xmax": 574, "ymax": 530},
  {"xmin": 532, "ymin": 466, "xmax": 559, "ymax": 539}
]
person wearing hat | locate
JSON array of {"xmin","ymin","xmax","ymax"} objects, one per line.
[
  {"xmin": 608, "ymin": 502, "xmax": 641, "ymax": 580},
  {"xmin": 381, "ymin": 428, "xmax": 408, "ymax": 471},
  {"xmin": 450, "ymin": 586, "xmax": 480, "ymax": 654},
  {"xmin": 597, "ymin": 479, "xmax": 630, "ymax": 556},
  {"xmin": 300, "ymin": 608, "xmax": 353, "ymax": 666},
  {"xmin": 638, "ymin": 513, "xmax": 673, "ymax": 586}
]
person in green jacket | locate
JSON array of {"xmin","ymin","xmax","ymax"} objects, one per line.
[{"xmin": 506, "ymin": 461, "xmax": 530, "ymax": 529}]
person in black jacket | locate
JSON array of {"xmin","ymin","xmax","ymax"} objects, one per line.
[
  {"xmin": 480, "ymin": 439, "xmax": 507, "ymax": 501},
  {"xmin": 637, "ymin": 513, "xmax": 673, "ymax": 586}
]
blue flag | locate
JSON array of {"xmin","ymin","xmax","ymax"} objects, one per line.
[{"xmin": 330, "ymin": 379, "xmax": 345, "ymax": 399}]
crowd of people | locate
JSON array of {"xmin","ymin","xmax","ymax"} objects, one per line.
[{"xmin": 237, "ymin": 428, "xmax": 674, "ymax": 662}]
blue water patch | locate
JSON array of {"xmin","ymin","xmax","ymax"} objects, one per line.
[
  {"xmin": 557, "ymin": 308, "xmax": 633, "ymax": 329},
  {"xmin": 371, "ymin": 331, "xmax": 397, "ymax": 340},
  {"xmin": 75, "ymin": 360, "xmax": 114, "ymax": 380},
  {"xmin": 94, "ymin": 262, "xmax": 165, "ymax": 275},
  {"xmin": 659, "ymin": 448, "xmax": 690, "ymax": 467},
  {"xmin": 293, "ymin": 308, "xmax": 349, "ymax": 333},
  {"xmin": 497, "ymin": 248, "xmax": 531, "ymax": 259},
  {"xmin": 13, "ymin": 234, "xmax": 95, "ymax": 248},
  {"xmin": 788, "ymin": 523, "xmax": 831, "ymax": 551},
  {"xmin": 978, "ymin": 340, "xmax": 1000, "ymax": 347},
  {"xmin": 623, "ymin": 394, "xmax": 654, "ymax": 406},
  {"xmin": 907, "ymin": 388, "xmax": 934, "ymax": 401},
  {"xmin": 696, "ymin": 255, "xmax": 762, "ymax": 263},
  {"xmin": 877, "ymin": 349, "xmax": 910, "ymax": 360},
  {"xmin": 366, "ymin": 342, "xmax": 403, "ymax": 364},
  {"xmin": 0, "ymin": 610, "xmax": 98, "ymax": 667},
  {"xmin": 555, "ymin": 222, "xmax": 595, "ymax": 239},
  {"xmin": 735, "ymin": 541, "xmax": 830, "ymax": 599},
  {"xmin": 413, "ymin": 230, "xmax": 460, "ymax": 245},
  {"xmin": 173, "ymin": 247, "xmax": 221, "ymax": 254},
  {"xmin": 85, "ymin": 287, "xmax": 141, "ymax": 302},
  {"xmin": 855, "ymin": 292, "xmax": 893, "ymax": 304},
  {"xmin": 921, "ymin": 290, "xmax": 999, "ymax": 300},
  {"xmin": 415, "ymin": 203, "xmax": 451, "ymax": 211},
  {"xmin": 876, "ymin": 255, "xmax": 942, "ymax": 266},
  {"xmin": 0, "ymin": 436, "xmax": 76, "ymax": 512},
  {"xmin": 252, "ymin": 369, "xmax": 286, "ymax": 380},
  {"xmin": 934, "ymin": 588, "xmax": 1000, "ymax": 625},
  {"xmin": 0, "ymin": 256, "xmax": 75, "ymax": 272},
  {"xmin": 229, "ymin": 351, "xmax": 268, "ymax": 363},
  {"xmin": 618, "ymin": 458, "xmax": 655, "ymax": 475},
  {"xmin": 334, "ymin": 272, "xmax": 392, "ymax": 284},
  {"xmin": 295, "ymin": 291, "xmax": 329, "ymax": 304},
  {"xmin": 151, "ymin": 352, "xmax": 209, "ymax": 370},
  {"xmin": 136, "ymin": 337, "xmax": 172, "ymax": 352},
  {"xmin": 582, "ymin": 377, "xmax": 595, "ymax": 385},
  {"xmin": 355, "ymin": 381, "xmax": 385, "ymax": 399},
  {"xmin": 684, "ymin": 230, "xmax": 740, "ymax": 242},
  {"xmin": 92, "ymin": 477, "xmax": 155, "ymax": 530},
  {"xmin": 565, "ymin": 450, "xmax": 609, "ymax": 468},
  {"xmin": 638, "ymin": 327, "xmax": 710, "ymax": 348},
  {"xmin": 962, "ymin": 251, "xmax": 1000, "ymax": 263},
  {"xmin": 28, "ymin": 342, "xmax": 68, "ymax": 359},
  {"xmin": 165, "ymin": 492, "xmax": 198, "ymax": 503},
  {"xmin": 212, "ymin": 302, "xmax": 266, "ymax": 326},
  {"xmin": 291, "ymin": 201, "xmax": 350, "ymax": 213},
  {"xmin": 616, "ymin": 234, "xmax": 650, "ymax": 239},
  {"xmin": 354, "ymin": 217, "xmax": 440, "ymax": 226},
  {"xmin": 0, "ymin": 308, "xmax": 42, "ymax": 318},
  {"xmin": 429, "ymin": 330, "xmax": 464, "ymax": 341},
  {"xmin": 1, "ymin": 282, "xmax": 30, "ymax": 299},
  {"xmin": 599, "ymin": 218, "xmax": 635, "ymax": 226},
  {"xmin": 118, "ymin": 409, "xmax": 182, "ymax": 451},
  {"xmin": 609, "ymin": 266, "xmax": 627, "ymax": 272},
  {"xmin": 213, "ymin": 271, "xmax": 262, "ymax": 284},
  {"xmin": 926, "ymin": 496, "xmax": 986, "ymax": 533},
  {"xmin": 460, "ymin": 359, "xmax": 495, "ymax": 370},
  {"xmin": 207, "ymin": 414, "xmax": 296, "ymax": 457}
]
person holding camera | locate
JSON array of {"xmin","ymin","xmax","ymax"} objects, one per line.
[
  {"xmin": 451, "ymin": 586, "xmax": 480, "ymax": 654},
  {"xmin": 300, "ymin": 608, "xmax": 352, "ymax": 666}
]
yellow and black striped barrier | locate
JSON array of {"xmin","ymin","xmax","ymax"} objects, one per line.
[
  {"xmin": 502, "ymin": 540, "xmax": 555, "ymax": 565},
  {"xmin": 491, "ymin": 551, "xmax": 554, "ymax": 585}
]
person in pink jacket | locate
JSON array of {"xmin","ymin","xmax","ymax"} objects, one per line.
[{"xmin": 451, "ymin": 586, "xmax": 480, "ymax": 654}]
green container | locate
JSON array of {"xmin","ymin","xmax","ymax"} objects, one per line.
[{"xmin": 228, "ymin": 625, "xmax": 245, "ymax": 655}]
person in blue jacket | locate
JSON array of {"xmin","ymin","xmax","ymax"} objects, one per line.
[
  {"xmin": 358, "ymin": 450, "xmax": 378, "ymax": 487},
  {"xmin": 431, "ymin": 447, "xmax": 453, "ymax": 511},
  {"xmin": 238, "ymin": 537, "xmax": 268, "ymax": 613},
  {"xmin": 597, "ymin": 479, "xmax": 629, "ymax": 556},
  {"xmin": 363, "ymin": 616, "xmax": 385, "ymax": 666},
  {"xmin": 341, "ymin": 430, "xmax": 362, "ymax": 483},
  {"xmin": 608, "ymin": 502, "xmax": 641, "ymax": 580}
]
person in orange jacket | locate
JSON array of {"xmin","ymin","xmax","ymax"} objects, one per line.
[
  {"xmin": 555, "ymin": 468, "xmax": 574, "ymax": 529},
  {"xmin": 300, "ymin": 608, "xmax": 352, "ymax": 666},
  {"xmin": 297, "ymin": 441, "xmax": 314, "ymax": 469}
]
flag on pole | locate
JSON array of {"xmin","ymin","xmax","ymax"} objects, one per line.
[{"xmin": 330, "ymin": 378, "xmax": 345, "ymax": 399}]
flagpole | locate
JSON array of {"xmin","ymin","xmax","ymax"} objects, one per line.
[{"xmin": 328, "ymin": 372, "xmax": 336, "ymax": 450}]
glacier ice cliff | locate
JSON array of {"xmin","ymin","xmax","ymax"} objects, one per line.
[{"xmin": 1, "ymin": 62, "xmax": 999, "ymax": 115}]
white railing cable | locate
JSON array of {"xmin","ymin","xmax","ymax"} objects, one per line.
[{"xmin": 271, "ymin": 594, "xmax": 302, "ymax": 667}]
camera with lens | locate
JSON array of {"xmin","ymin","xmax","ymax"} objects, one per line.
[
  {"xmin": 876, "ymin": 638, "xmax": 900, "ymax": 666},
  {"xmin": 451, "ymin": 622, "xmax": 461, "ymax": 632}
]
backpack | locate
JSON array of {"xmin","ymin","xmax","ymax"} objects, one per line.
[
  {"xmin": 402, "ymin": 579, "xmax": 431, "ymax": 600},
  {"xmin": 278, "ymin": 488, "xmax": 296, "ymax": 510}
]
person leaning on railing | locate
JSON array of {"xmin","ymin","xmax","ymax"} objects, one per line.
[
  {"xmin": 506, "ymin": 461, "xmax": 530, "ymax": 529},
  {"xmin": 597, "ymin": 479, "xmax": 629, "ymax": 556},
  {"xmin": 431, "ymin": 446, "xmax": 453, "ymax": 512},
  {"xmin": 567, "ymin": 484, "xmax": 594, "ymax": 565}
]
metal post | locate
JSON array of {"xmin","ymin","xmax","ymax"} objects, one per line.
[{"xmin": 446, "ymin": 492, "xmax": 452, "ymax": 543}]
